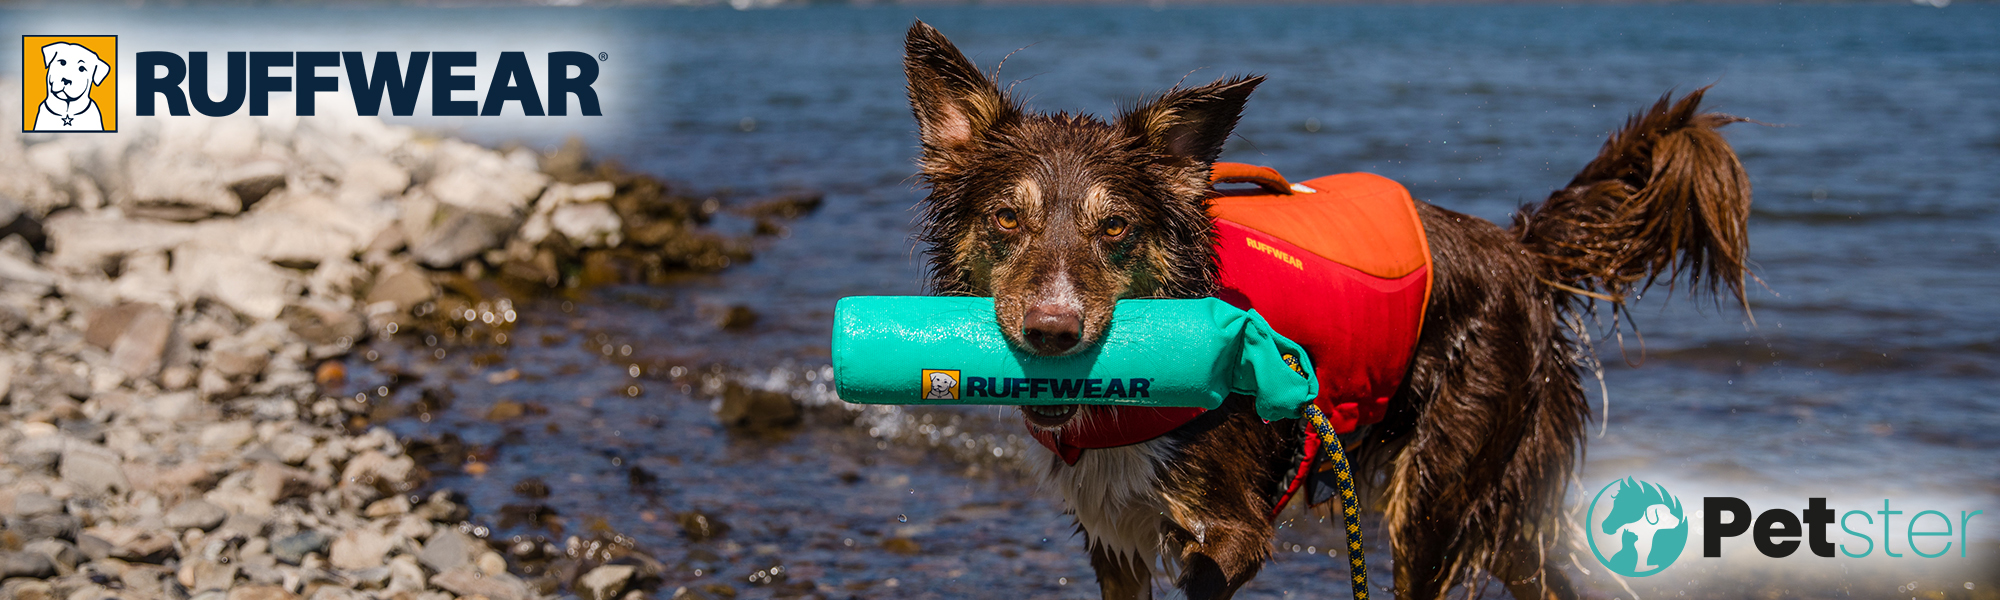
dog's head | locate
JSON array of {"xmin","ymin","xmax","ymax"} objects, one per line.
[
  {"xmin": 42, "ymin": 42, "xmax": 109, "ymax": 104},
  {"xmin": 903, "ymin": 21, "xmax": 1259, "ymax": 428}
]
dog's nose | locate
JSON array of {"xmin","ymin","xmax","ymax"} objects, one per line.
[
  {"xmin": 61, "ymin": 78, "xmax": 71, "ymax": 85},
  {"xmin": 1022, "ymin": 304, "xmax": 1083, "ymax": 354}
]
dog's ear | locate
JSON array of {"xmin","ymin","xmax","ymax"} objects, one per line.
[
  {"xmin": 89, "ymin": 53, "xmax": 108, "ymax": 86},
  {"xmin": 905, "ymin": 20, "xmax": 1012, "ymax": 157},
  {"xmin": 41, "ymin": 43, "xmax": 62, "ymax": 68},
  {"xmin": 1120, "ymin": 75, "xmax": 1264, "ymax": 169}
]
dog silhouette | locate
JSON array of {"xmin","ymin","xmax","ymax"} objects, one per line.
[
  {"xmin": 35, "ymin": 42, "xmax": 110, "ymax": 131},
  {"xmin": 1610, "ymin": 503, "xmax": 1682, "ymax": 571},
  {"xmin": 925, "ymin": 372, "xmax": 957, "ymax": 400}
]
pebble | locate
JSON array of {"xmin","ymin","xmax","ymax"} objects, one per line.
[
  {"xmin": 272, "ymin": 530, "xmax": 331, "ymax": 565},
  {"xmin": 0, "ymin": 550, "xmax": 57, "ymax": 579},
  {"xmin": 328, "ymin": 527, "xmax": 395, "ymax": 571},
  {"xmin": 579, "ymin": 564, "xmax": 638, "ymax": 600},
  {"xmin": 164, "ymin": 499, "xmax": 229, "ymax": 531},
  {"xmin": 417, "ymin": 527, "xmax": 482, "ymax": 573},
  {"xmin": 0, "ymin": 89, "xmax": 737, "ymax": 600}
]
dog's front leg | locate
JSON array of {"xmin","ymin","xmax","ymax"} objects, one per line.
[
  {"xmin": 1089, "ymin": 543, "xmax": 1153, "ymax": 600},
  {"xmin": 1167, "ymin": 517, "xmax": 1269, "ymax": 600}
]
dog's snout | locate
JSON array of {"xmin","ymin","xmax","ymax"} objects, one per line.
[{"xmin": 1022, "ymin": 304, "xmax": 1083, "ymax": 354}]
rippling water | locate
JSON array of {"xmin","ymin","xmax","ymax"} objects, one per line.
[{"xmin": 9, "ymin": 3, "xmax": 1996, "ymax": 597}]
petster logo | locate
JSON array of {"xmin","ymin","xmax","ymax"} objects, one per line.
[
  {"xmin": 1587, "ymin": 477, "xmax": 1690, "ymax": 577},
  {"xmin": 22, "ymin": 35, "xmax": 118, "ymax": 132}
]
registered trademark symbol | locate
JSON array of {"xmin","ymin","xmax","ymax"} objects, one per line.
[{"xmin": 597, "ymin": 52, "xmax": 608, "ymax": 62}]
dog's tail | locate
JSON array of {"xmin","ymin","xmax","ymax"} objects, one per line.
[{"xmin": 1513, "ymin": 87, "xmax": 1754, "ymax": 323}]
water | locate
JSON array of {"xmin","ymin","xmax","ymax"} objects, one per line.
[{"xmin": 11, "ymin": 4, "xmax": 1998, "ymax": 597}]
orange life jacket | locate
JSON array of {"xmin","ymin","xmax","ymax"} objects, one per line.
[{"xmin": 1028, "ymin": 163, "xmax": 1434, "ymax": 511}]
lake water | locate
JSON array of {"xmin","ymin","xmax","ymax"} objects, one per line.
[{"xmin": 7, "ymin": 4, "xmax": 1995, "ymax": 597}]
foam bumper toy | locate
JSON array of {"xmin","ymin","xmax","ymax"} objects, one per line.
[{"xmin": 831, "ymin": 296, "xmax": 1318, "ymax": 422}]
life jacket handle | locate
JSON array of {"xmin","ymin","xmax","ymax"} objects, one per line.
[{"xmin": 1210, "ymin": 162, "xmax": 1296, "ymax": 196}]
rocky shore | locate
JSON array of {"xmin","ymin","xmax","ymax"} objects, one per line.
[{"xmin": 0, "ymin": 84, "xmax": 813, "ymax": 600}]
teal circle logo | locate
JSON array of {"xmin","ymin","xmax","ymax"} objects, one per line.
[{"xmin": 1586, "ymin": 477, "xmax": 1689, "ymax": 577}]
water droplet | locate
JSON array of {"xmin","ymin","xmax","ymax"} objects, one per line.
[{"xmin": 897, "ymin": 514, "xmax": 908, "ymax": 523}]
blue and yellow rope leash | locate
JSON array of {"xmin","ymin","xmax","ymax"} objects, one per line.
[{"xmin": 1302, "ymin": 404, "xmax": 1369, "ymax": 600}]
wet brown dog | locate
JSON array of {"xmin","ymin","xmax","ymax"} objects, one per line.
[{"xmin": 902, "ymin": 20, "xmax": 1752, "ymax": 600}]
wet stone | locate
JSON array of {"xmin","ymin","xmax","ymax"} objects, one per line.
[
  {"xmin": 0, "ymin": 550, "xmax": 57, "ymax": 579},
  {"xmin": 676, "ymin": 511, "xmax": 729, "ymax": 543},
  {"xmin": 432, "ymin": 565, "xmax": 532, "ymax": 600},
  {"xmin": 7, "ymin": 513, "xmax": 80, "ymax": 541},
  {"xmin": 272, "ymin": 530, "xmax": 331, "ymax": 565},
  {"xmin": 579, "ymin": 564, "xmax": 637, "ymax": 600},
  {"xmin": 164, "ymin": 499, "xmax": 229, "ymax": 531},
  {"xmin": 22, "ymin": 539, "xmax": 81, "ymax": 573},
  {"xmin": 9, "ymin": 491, "xmax": 63, "ymax": 517},
  {"xmin": 417, "ymin": 527, "xmax": 482, "ymax": 573}
]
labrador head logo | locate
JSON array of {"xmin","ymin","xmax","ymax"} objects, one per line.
[
  {"xmin": 920, "ymin": 369, "xmax": 960, "ymax": 400},
  {"xmin": 22, "ymin": 36, "xmax": 117, "ymax": 133},
  {"xmin": 1587, "ymin": 477, "xmax": 1690, "ymax": 577}
]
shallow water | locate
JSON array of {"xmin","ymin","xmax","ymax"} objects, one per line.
[{"xmin": 10, "ymin": 3, "xmax": 1999, "ymax": 597}]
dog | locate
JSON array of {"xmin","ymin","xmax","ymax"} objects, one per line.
[
  {"xmin": 36, "ymin": 41, "xmax": 111, "ymax": 132},
  {"xmin": 901, "ymin": 20, "xmax": 1753, "ymax": 600}
]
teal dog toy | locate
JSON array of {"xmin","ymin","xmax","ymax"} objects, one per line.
[
  {"xmin": 831, "ymin": 295, "xmax": 1369, "ymax": 600},
  {"xmin": 832, "ymin": 296, "xmax": 1318, "ymax": 421}
]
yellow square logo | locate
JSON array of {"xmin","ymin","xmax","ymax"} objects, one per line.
[
  {"xmin": 22, "ymin": 35, "xmax": 118, "ymax": 133},
  {"xmin": 920, "ymin": 369, "xmax": 960, "ymax": 400}
]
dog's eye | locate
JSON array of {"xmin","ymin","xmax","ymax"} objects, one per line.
[
  {"xmin": 994, "ymin": 208, "xmax": 1020, "ymax": 230},
  {"xmin": 58, "ymin": 60, "xmax": 66, "ymax": 66},
  {"xmin": 1100, "ymin": 216, "xmax": 1128, "ymax": 238}
]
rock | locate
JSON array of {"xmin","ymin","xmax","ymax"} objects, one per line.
[
  {"xmin": 83, "ymin": 302, "xmax": 174, "ymax": 378},
  {"xmin": 108, "ymin": 529, "xmax": 178, "ymax": 563},
  {"xmin": 10, "ymin": 491, "xmax": 63, "ymax": 517},
  {"xmin": 551, "ymin": 202, "xmax": 624, "ymax": 248},
  {"xmin": 476, "ymin": 551, "xmax": 507, "ymax": 576},
  {"xmin": 416, "ymin": 527, "xmax": 481, "ymax": 573},
  {"xmin": 0, "ymin": 550, "xmax": 57, "ymax": 579},
  {"xmin": 736, "ymin": 190, "xmax": 824, "ymax": 220},
  {"xmin": 223, "ymin": 160, "xmax": 288, "ymax": 210},
  {"xmin": 0, "ymin": 579, "xmax": 55, "ymax": 600},
  {"xmin": 10, "ymin": 433, "xmax": 66, "ymax": 473},
  {"xmin": 676, "ymin": 511, "xmax": 729, "ymax": 543},
  {"xmin": 22, "ymin": 539, "xmax": 80, "ymax": 573},
  {"xmin": 249, "ymin": 461, "xmax": 325, "ymax": 504},
  {"xmin": 225, "ymin": 584, "xmax": 297, "ymax": 600},
  {"xmin": 43, "ymin": 213, "xmax": 201, "ymax": 272},
  {"xmin": 579, "ymin": 564, "xmax": 638, "ymax": 600},
  {"xmin": 715, "ymin": 383, "xmax": 798, "ymax": 433},
  {"xmin": 187, "ymin": 557, "xmax": 240, "ymax": 591},
  {"xmin": 431, "ymin": 565, "xmax": 532, "ymax": 600},
  {"xmin": 338, "ymin": 157, "xmax": 409, "ymax": 201},
  {"xmin": 272, "ymin": 530, "xmax": 330, "ymax": 565},
  {"xmin": 214, "ymin": 210, "xmax": 364, "ymax": 267},
  {"xmin": 200, "ymin": 421, "xmax": 257, "ymax": 451},
  {"xmin": 59, "ymin": 442, "xmax": 129, "ymax": 495},
  {"xmin": 327, "ymin": 527, "xmax": 393, "ymax": 570},
  {"xmin": 76, "ymin": 533, "xmax": 112, "ymax": 560},
  {"xmin": 409, "ymin": 205, "xmax": 517, "ymax": 269},
  {"xmin": 172, "ymin": 246, "xmax": 301, "ymax": 321},
  {"xmin": 268, "ymin": 433, "xmax": 316, "ymax": 465},
  {"xmin": 163, "ymin": 499, "xmax": 228, "ymax": 531},
  {"xmin": 362, "ymin": 495, "xmax": 409, "ymax": 518},
  {"xmin": 125, "ymin": 153, "xmax": 241, "ymax": 220},
  {"xmin": 0, "ymin": 352, "xmax": 16, "ymax": 402},
  {"xmin": 340, "ymin": 451, "xmax": 415, "ymax": 488},
  {"xmin": 362, "ymin": 261, "xmax": 434, "ymax": 311},
  {"xmin": 0, "ymin": 245, "xmax": 55, "ymax": 288},
  {"xmin": 385, "ymin": 554, "xmax": 426, "ymax": 596}
]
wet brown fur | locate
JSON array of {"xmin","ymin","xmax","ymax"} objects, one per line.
[{"xmin": 902, "ymin": 20, "xmax": 1752, "ymax": 600}]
